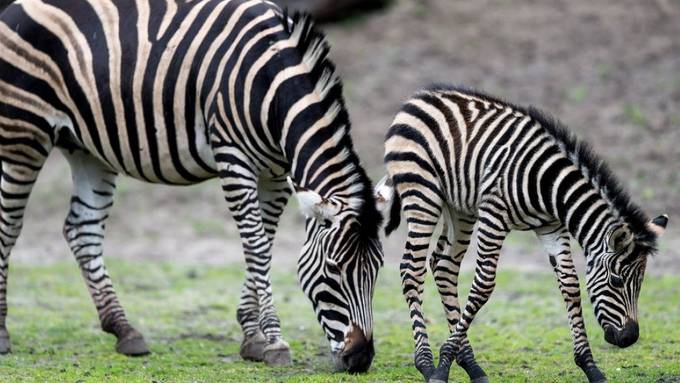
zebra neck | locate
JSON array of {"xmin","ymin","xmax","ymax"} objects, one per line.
[
  {"xmin": 286, "ymin": 144, "xmax": 366, "ymax": 208},
  {"xmin": 281, "ymin": 106, "xmax": 366, "ymax": 205},
  {"xmin": 552, "ymin": 165, "xmax": 619, "ymax": 255}
]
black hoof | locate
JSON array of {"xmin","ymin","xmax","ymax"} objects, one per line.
[
  {"xmin": 471, "ymin": 377, "xmax": 489, "ymax": 383},
  {"xmin": 584, "ymin": 366, "xmax": 606, "ymax": 383},
  {"xmin": 115, "ymin": 329, "xmax": 150, "ymax": 356},
  {"xmin": 0, "ymin": 336, "xmax": 10, "ymax": 354},
  {"xmin": 240, "ymin": 331, "xmax": 266, "ymax": 362},
  {"xmin": 428, "ymin": 366, "xmax": 449, "ymax": 383}
]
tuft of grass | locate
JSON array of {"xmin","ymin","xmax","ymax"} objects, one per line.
[{"xmin": 1, "ymin": 260, "xmax": 679, "ymax": 382}]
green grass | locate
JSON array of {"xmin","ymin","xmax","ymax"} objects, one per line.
[{"xmin": 1, "ymin": 260, "xmax": 679, "ymax": 382}]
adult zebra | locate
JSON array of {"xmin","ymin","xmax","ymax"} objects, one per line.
[
  {"xmin": 378, "ymin": 85, "xmax": 669, "ymax": 383},
  {"xmin": 0, "ymin": 0, "xmax": 385, "ymax": 372}
]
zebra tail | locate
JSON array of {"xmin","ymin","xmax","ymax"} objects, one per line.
[
  {"xmin": 385, "ymin": 188, "xmax": 401, "ymax": 236},
  {"xmin": 375, "ymin": 176, "xmax": 401, "ymax": 236}
]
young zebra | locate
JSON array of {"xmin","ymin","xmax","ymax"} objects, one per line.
[
  {"xmin": 378, "ymin": 85, "xmax": 669, "ymax": 383},
  {"xmin": 0, "ymin": 0, "xmax": 385, "ymax": 372}
]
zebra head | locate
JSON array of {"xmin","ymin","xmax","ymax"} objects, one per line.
[
  {"xmin": 290, "ymin": 178, "xmax": 388, "ymax": 373},
  {"xmin": 584, "ymin": 215, "xmax": 668, "ymax": 348}
]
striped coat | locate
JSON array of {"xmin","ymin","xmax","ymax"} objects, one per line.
[
  {"xmin": 379, "ymin": 85, "xmax": 668, "ymax": 383},
  {"xmin": 0, "ymin": 0, "xmax": 383, "ymax": 372}
]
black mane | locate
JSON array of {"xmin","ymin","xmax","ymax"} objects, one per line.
[
  {"xmin": 282, "ymin": 11, "xmax": 382, "ymax": 238},
  {"xmin": 426, "ymin": 83, "xmax": 657, "ymax": 250}
]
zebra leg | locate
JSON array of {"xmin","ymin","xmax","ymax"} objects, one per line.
[
  {"xmin": 429, "ymin": 213, "xmax": 475, "ymax": 332},
  {"xmin": 0, "ymin": 153, "xmax": 49, "ymax": 353},
  {"xmin": 237, "ymin": 173, "xmax": 291, "ymax": 362},
  {"xmin": 401, "ymin": 196, "xmax": 442, "ymax": 381},
  {"xmin": 217, "ymin": 161, "xmax": 290, "ymax": 366},
  {"xmin": 433, "ymin": 214, "xmax": 507, "ymax": 383},
  {"xmin": 537, "ymin": 226, "xmax": 607, "ymax": 383},
  {"xmin": 237, "ymin": 272, "xmax": 266, "ymax": 361},
  {"xmin": 61, "ymin": 149, "xmax": 149, "ymax": 356}
]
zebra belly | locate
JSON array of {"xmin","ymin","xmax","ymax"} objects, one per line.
[{"xmin": 54, "ymin": 115, "xmax": 219, "ymax": 186}]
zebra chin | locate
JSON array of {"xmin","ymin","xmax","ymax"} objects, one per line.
[
  {"xmin": 604, "ymin": 320, "xmax": 639, "ymax": 348},
  {"xmin": 330, "ymin": 323, "xmax": 375, "ymax": 374}
]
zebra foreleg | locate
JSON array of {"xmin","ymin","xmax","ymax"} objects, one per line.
[
  {"xmin": 61, "ymin": 149, "xmax": 149, "ymax": 356},
  {"xmin": 401, "ymin": 200, "xmax": 442, "ymax": 381},
  {"xmin": 0, "ymin": 151, "xmax": 49, "ymax": 353},
  {"xmin": 537, "ymin": 226, "xmax": 607, "ymax": 383},
  {"xmin": 237, "ymin": 174, "xmax": 292, "ymax": 363},
  {"xmin": 218, "ymin": 162, "xmax": 290, "ymax": 366},
  {"xmin": 237, "ymin": 273, "xmax": 266, "ymax": 361},
  {"xmin": 434, "ymin": 213, "xmax": 506, "ymax": 383}
]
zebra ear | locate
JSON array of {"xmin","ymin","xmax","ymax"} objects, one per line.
[
  {"xmin": 647, "ymin": 214, "xmax": 668, "ymax": 237},
  {"xmin": 288, "ymin": 177, "xmax": 340, "ymax": 220},
  {"xmin": 607, "ymin": 223, "xmax": 633, "ymax": 252},
  {"xmin": 374, "ymin": 176, "xmax": 394, "ymax": 215}
]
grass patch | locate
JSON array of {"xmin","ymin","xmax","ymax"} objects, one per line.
[{"xmin": 2, "ymin": 260, "xmax": 679, "ymax": 382}]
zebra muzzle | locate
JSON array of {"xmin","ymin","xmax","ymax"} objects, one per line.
[
  {"xmin": 604, "ymin": 320, "xmax": 639, "ymax": 348},
  {"xmin": 331, "ymin": 323, "xmax": 375, "ymax": 374}
]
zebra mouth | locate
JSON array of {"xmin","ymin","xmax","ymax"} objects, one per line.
[
  {"xmin": 603, "ymin": 320, "xmax": 639, "ymax": 348},
  {"xmin": 330, "ymin": 324, "xmax": 375, "ymax": 373}
]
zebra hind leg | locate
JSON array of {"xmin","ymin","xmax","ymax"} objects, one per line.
[
  {"xmin": 61, "ymin": 149, "xmax": 149, "ymax": 356},
  {"xmin": 432, "ymin": 210, "xmax": 507, "ymax": 383},
  {"xmin": 0, "ymin": 150, "xmax": 49, "ymax": 353},
  {"xmin": 537, "ymin": 226, "xmax": 607, "ymax": 383},
  {"xmin": 400, "ymin": 194, "xmax": 443, "ymax": 380}
]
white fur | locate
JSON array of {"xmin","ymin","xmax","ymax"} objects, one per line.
[
  {"xmin": 288, "ymin": 177, "xmax": 340, "ymax": 220},
  {"xmin": 374, "ymin": 176, "xmax": 394, "ymax": 214},
  {"xmin": 647, "ymin": 214, "xmax": 669, "ymax": 237}
]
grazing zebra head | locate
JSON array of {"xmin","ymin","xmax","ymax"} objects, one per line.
[
  {"xmin": 584, "ymin": 214, "xmax": 668, "ymax": 348},
  {"xmin": 290, "ymin": 180, "xmax": 388, "ymax": 372}
]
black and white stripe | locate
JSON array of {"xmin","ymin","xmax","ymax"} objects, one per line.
[
  {"xmin": 379, "ymin": 85, "xmax": 668, "ymax": 383},
  {"xmin": 0, "ymin": 0, "xmax": 384, "ymax": 372}
]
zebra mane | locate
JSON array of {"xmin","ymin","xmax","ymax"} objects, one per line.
[
  {"xmin": 427, "ymin": 84, "xmax": 657, "ymax": 250},
  {"xmin": 281, "ymin": 11, "xmax": 383, "ymax": 238}
]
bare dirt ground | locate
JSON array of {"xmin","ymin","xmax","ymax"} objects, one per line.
[{"xmin": 11, "ymin": 0, "xmax": 680, "ymax": 276}]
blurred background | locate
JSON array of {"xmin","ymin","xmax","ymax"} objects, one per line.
[{"xmin": 13, "ymin": 0, "xmax": 680, "ymax": 275}]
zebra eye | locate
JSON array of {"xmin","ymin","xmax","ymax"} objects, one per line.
[
  {"xmin": 326, "ymin": 259, "xmax": 341, "ymax": 274},
  {"xmin": 610, "ymin": 274, "xmax": 624, "ymax": 288}
]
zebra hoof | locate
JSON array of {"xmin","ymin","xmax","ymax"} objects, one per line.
[
  {"xmin": 0, "ymin": 330, "xmax": 10, "ymax": 354},
  {"xmin": 240, "ymin": 331, "xmax": 267, "ymax": 362},
  {"xmin": 427, "ymin": 367, "xmax": 449, "ymax": 383},
  {"xmin": 263, "ymin": 339, "xmax": 292, "ymax": 366},
  {"xmin": 115, "ymin": 329, "xmax": 150, "ymax": 356},
  {"xmin": 471, "ymin": 377, "xmax": 489, "ymax": 383}
]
